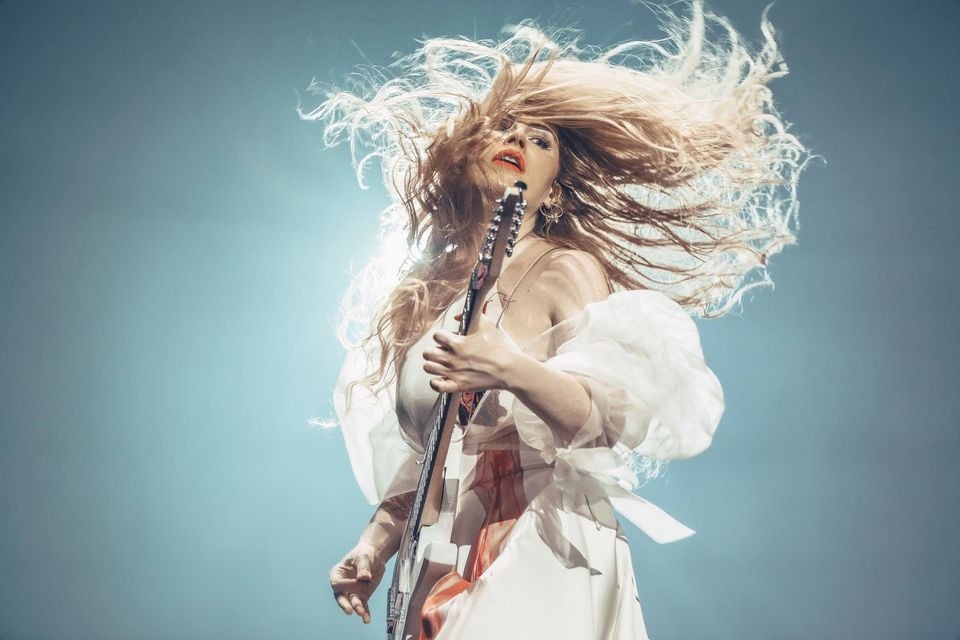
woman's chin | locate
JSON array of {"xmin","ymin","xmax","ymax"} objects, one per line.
[
  {"xmin": 469, "ymin": 167, "xmax": 506, "ymax": 202},
  {"xmin": 474, "ymin": 165, "xmax": 523, "ymax": 199}
]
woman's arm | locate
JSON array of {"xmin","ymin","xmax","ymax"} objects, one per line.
[
  {"xmin": 424, "ymin": 250, "xmax": 610, "ymax": 444},
  {"xmin": 359, "ymin": 491, "xmax": 413, "ymax": 557},
  {"xmin": 498, "ymin": 353, "xmax": 596, "ymax": 445},
  {"xmin": 329, "ymin": 492, "xmax": 413, "ymax": 624}
]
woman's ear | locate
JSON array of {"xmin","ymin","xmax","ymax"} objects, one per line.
[{"xmin": 544, "ymin": 182, "xmax": 563, "ymax": 207}]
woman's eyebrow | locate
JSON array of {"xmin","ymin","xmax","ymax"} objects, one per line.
[{"xmin": 528, "ymin": 124, "xmax": 556, "ymax": 141}]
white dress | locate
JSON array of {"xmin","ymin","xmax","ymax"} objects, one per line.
[{"xmin": 333, "ymin": 288, "xmax": 724, "ymax": 639}]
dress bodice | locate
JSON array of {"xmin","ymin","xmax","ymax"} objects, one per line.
[
  {"xmin": 333, "ymin": 250, "xmax": 724, "ymax": 552},
  {"xmin": 395, "ymin": 297, "xmax": 459, "ymax": 447},
  {"xmin": 395, "ymin": 290, "xmax": 508, "ymax": 449},
  {"xmin": 395, "ymin": 241, "xmax": 563, "ymax": 447}
]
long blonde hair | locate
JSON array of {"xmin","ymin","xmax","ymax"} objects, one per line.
[{"xmin": 302, "ymin": 1, "xmax": 811, "ymax": 388}]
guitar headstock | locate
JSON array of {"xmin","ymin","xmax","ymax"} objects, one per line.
[
  {"xmin": 482, "ymin": 180, "xmax": 528, "ymax": 261},
  {"xmin": 475, "ymin": 180, "xmax": 527, "ymax": 280},
  {"xmin": 461, "ymin": 181, "xmax": 527, "ymax": 334}
]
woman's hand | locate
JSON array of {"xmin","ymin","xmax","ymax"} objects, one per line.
[
  {"xmin": 423, "ymin": 311, "xmax": 521, "ymax": 393},
  {"xmin": 329, "ymin": 542, "xmax": 386, "ymax": 624}
]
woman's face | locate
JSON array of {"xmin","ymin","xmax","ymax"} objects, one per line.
[{"xmin": 474, "ymin": 118, "xmax": 561, "ymax": 214}]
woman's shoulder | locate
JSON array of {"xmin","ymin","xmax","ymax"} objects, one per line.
[
  {"xmin": 541, "ymin": 247, "xmax": 607, "ymax": 280},
  {"xmin": 536, "ymin": 245, "xmax": 612, "ymax": 324}
]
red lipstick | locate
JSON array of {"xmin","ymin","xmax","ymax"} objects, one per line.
[{"xmin": 491, "ymin": 148, "xmax": 525, "ymax": 173}]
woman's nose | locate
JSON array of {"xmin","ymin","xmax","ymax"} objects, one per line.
[{"xmin": 503, "ymin": 124, "xmax": 527, "ymax": 149}]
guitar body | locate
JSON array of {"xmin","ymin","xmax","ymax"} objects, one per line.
[
  {"xmin": 390, "ymin": 439, "xmax": 463, "ymax": 640},
  {"xmin": 386, "ymin": 183, "xmax": 527, "ymax": 640}
]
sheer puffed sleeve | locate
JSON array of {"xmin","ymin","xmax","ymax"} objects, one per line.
[
  {"xmin": 332, "ymin": 346, "xmax": 421, "ymax": 505},
  {"xmin": 510, "ymin": 289, "xmax": 725, "ymax": 544},
  {"xmin": 515, "ymin": 289, "xmax": 724, "ymax": 460}
]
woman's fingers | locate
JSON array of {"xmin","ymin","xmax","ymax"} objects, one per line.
[
  {"xmin": 423, "ymin": 360, "xmax": 451, "ymax": 376},
  {"xmin": 422, "ymin": 347, "xmax": 452, "ymax": 366},
  {"xmin": 432, "ymin": 330, "xmax": 460, "ymax": 350},
  {"xmin": 335, "ymin": 591, "xmax": 370, "ymax": 623},
  {"xmin": 430, "ymin": 377, "xmax": 459, "ymax": 393},
  {"xmin": 349, "ymin": 594, "xmax": 370, "ymax": 624},
  {"xmin": 335, "ymin": 593, "xmax": 354, "ymax": 615},
  {"xmin": 329, "ymin": 546, "xmax": 384, "ymax": 625},
  {"xmin": 355, "ymin": 553, "xmax": 372, "ymax": 582}
]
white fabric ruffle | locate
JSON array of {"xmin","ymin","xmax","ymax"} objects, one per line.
[
  {"xmin": 333, "ymin": 289, "xmax": 724, "ymax": 548},
  {"xmin": 332, "ymin": 349, "xmax": 420, "ymax": 504}
]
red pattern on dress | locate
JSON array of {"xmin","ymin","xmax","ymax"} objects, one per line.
[{"xmin": 419, "ymin": 444, "xmax": 527, "ymax": 639}]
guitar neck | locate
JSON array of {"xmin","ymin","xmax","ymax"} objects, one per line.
[
  {"xmin": 386, "ymin": 183, "xmax": 527, "ymax": 636},
  {"xmin": 407, "ymin": 185, "xmax": 524, "ymax": 537},
  {"xmin": 404, "ymin": 279, "xmax": 482, "ymax": 540}
]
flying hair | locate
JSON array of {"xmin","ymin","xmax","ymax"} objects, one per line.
[{"xmin": 301, "ymin": 0, "xmax": 812, "ymax": 398}]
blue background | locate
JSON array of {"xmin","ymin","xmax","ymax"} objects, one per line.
[{"xmin": 1, "ymin": 1, "xmax": 958, "ymax": 638}]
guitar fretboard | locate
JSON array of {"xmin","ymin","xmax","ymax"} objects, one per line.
[
  {"xmin": 385, "ymin": 183, "xmax": 526, "ymax": 637},
  {"xmin": 403, "ymin": 278, "xmax": 480, "ymax": 550}
]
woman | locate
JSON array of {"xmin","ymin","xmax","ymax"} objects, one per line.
[{"xmin": 305, "ymin": 2, "xmax": 808, "ymax": 637}]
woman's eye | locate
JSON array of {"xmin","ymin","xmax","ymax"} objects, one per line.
[{"xmin": 531, "ymin": 136, "xmax": 551, "ymax": 150}]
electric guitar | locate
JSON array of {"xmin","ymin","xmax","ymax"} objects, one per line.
[{"xmin": 385, "ymin": 181, "xmax": 528, "ymax": 640}]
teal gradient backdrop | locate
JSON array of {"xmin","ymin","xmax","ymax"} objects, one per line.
[{"xmin": 2, "ymin": 1, "xmax": 958, "ymax": 638}]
